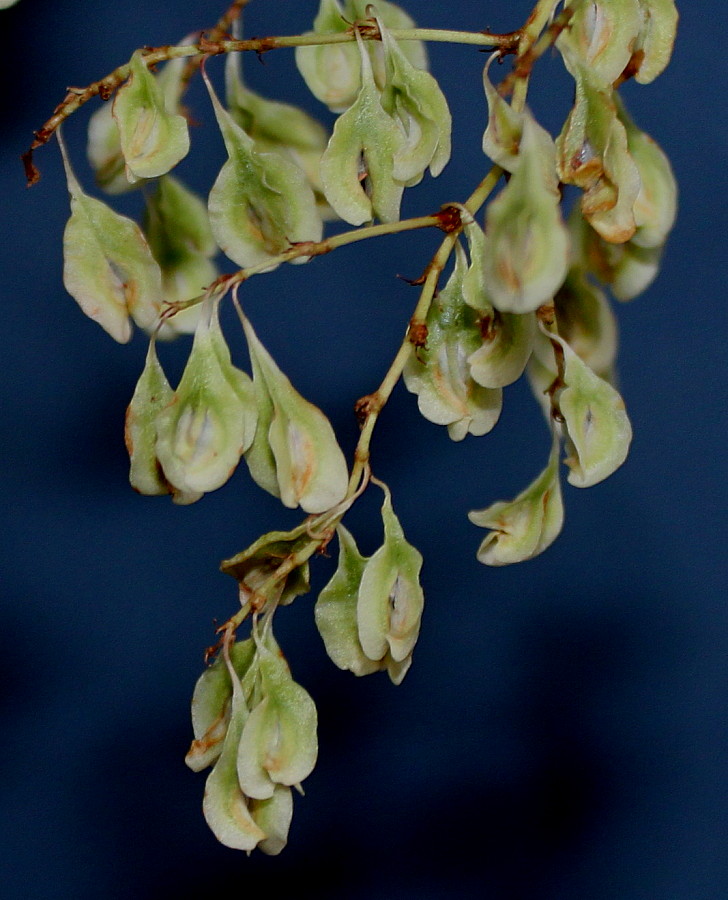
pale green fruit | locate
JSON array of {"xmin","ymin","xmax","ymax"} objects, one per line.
[
  {"xmin": 185, "ymin": 639, "xmax": 256, "ymax": 773},
  {"xmin": 556, "ymin": 67, "xmax": 641, "ymax": 244},
  {"xmin": 220, "ymin": 524, "xmax": 312, "ymax": 609},
  {"xmin": 319, "ymin": 32, "xmax": 405, "ymax": 225},
  {"xmin": 469, "ymin": 439, "xmax": 563, "ymax": 566},
  {"xmin": 468, "ymin": 311, "xmax": 536, "ymax": 390},
  {"xmin": 202, "ymin": 651, "xmax": 266, "ymax": 852},
  {"xmin": 633, "ymin": 0, "xmax": 679, "ymax": 84},
  {"xmin": 558, "ymin": 0, "xmax": 643, "ymax": 87},
  {"xmin": 378, "ymin": 15, "xmax": 451, "ymax": 184},
  {"xmin": 249, "ymin": 786, "xmax": 294, "ymax": 856},
  {"xmin": 345, "ymin": 0, "xmax": 428, "ymax": 80},
  {"xmin": 481, "ymin": 55, "xmax": 523, "ymax": 172},
  {"xmin": 60, "ymin": 137, "xmax": 162, "ymax": 342},
  {"xmin": 550, "ymin": 332, "xmax": 633, "ymax": 486},
  {"xmin": 236, "ymin": 638, "xmax": 318, "ymax": 800},
  {"xmin": 242, "ymin": 315, "xmax": 349, "ymax": 514},
  {"xmin": 295, "ymin": 0, "xmax": 363, "ymax": 113},
  {"xmin": 553, "ymin": 271, "xmax": 617, "ymax": 376},
  {"xmin": 143, "ymin": 175, "xmax": 218, "ymax": 337},
  {"xmin": 112, "ymin": 50, "xmax": 190, "ymax": 180},
  {"xmin": 315, "ymin": 525, "xmax": 382, "ymax": 676},
  {"xmin": 203, "ymin": 69, "xmax": 322, "ymax": 269},
  {"xmin": 155, "ymin": 300, "xmax": 257, "ymax": 496},
  {"xmin": 403, "ymin": 243, "xmax": 502, "ymax": 440},
  {"xmin": 357, "ymin": 485, "xmax": 424, "ymax": 667},
  {"xmin": 617, "ymin": 100, "xmax": 677, "ymax": 249},
  {"xmin": 482, "ymin": 112, "xmax": 569, "ymax": 313}
]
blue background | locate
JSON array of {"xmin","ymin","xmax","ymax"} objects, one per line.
[{"xmin": 2, "ymin": 1, "xmax": 726, "ymax": 897}]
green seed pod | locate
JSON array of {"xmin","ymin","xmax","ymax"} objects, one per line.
[
  {"xmin": 468, "ymin": 439, "xmax": 563, "ymax": 566},
  {"xmin": 249, "ymin": 785, "xmax": 294, "ymax": 856},
  {"xmin": 617, "ymin": 99, "xmax": 677, "ymax": 249},
  {"xmin": 550, "ymin": 331, "xmax": 633, "ymax": 486},
  {"xmin": 315, "ymin": 525, "xmax": 384, "ymax": 677},
  {"xmin": 558, "ymin": 0, "xmax": 643, "ymax": 87},
  {"xmin": 553, "ymin": 270, "xmax": 617, "ymax": 376},
  {"xmin": 155, "ymin": 299, "xmax": 257, "ymax": 496},
  {"xmin": 60, "ymin": 136, "xmax": 162, "ymax": 342},
  {"xmin": 556, "ymin": 67, "xmax": 641, "ymax": 243},
  {"xmin": 481, "ymin": 55, "xmax": 523, "ymax": 172},
  {"xmin": 403, "ymin": 243, "xmax": 502, "ymax": 440},
  {"xmin": 319, "ymin": 31, "xmax": 405, "ymax": 225},
  {"xmin": 112, "ymin": 50, "xmax": 190, "ymax": 180},
  {"xmin": 143, "ymin": 175, "xmax": 218, "ymax": 337},
  {"xmin": 295, "ymin": 0, "xmax": 362, "ymax": 113},
  {"xmin": 242, "ymin": 315, "xmax": 349, "ymax": 513},
  {"xmin": 468, "ymin": 311, "xmax": 536, "ymax": 390},
  {"xmin": 378, "ymin": 15, "xmax": 451, "ymax": 184},
  {"xmin": 185, "ymin": 639, "xmax": 257, "ymax": 773},
  {"xmin": 204, "ymin": 69, "xmax": 322, "ymax": 269},
  {"xmin": 482, "ymin": 112, "xmax": 570, "ymax": 313},
  {"xmin": 220, "ymin": 524, "xmax": 312, "ymax": 609},
  {"xmin": 236, "ymin": 637, "xmax": 318, "ymax": 800},
  {"xmin": 357, "ymin": 483, "xmax": 424, "ymax": 667},
  {"xmin": 201, "ymin": 650, "xmax": 266, "ymax": 852},
  {"xmin": 632, "ymin": 0, "xmax": 679, "ymax": 84},
  {"xmin": 224, "ymin": 46, "xmax": 333, "ymax": 218}
]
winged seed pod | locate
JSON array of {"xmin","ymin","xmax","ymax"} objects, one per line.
[
  {"xmin": 481, "ymin": 55, "xmax": 523, "ymax": 172},
  {"xmin": 248, "ymin": 786, "xmax": 294, "ymax": 857},
  {"xmin": 60, "ymin": 134, "xmax": 162, "ymax": 342},
  {"xmin": 403, "ymin": 243, "xmax": 502, "ymax": 441},
  {"xmin": 468, "ymin": 311, "xmax": 536, "ymax": 390},
  {"xmin": 616, "ymin": 99, "xmax": 677, "ymax": 249},
  {"xmin": 124, "ymin": 339, "xmax": 199, "ymax": 504},
  {"xmin": 185, "ymin": 638, "xmax": 257, "ymax": 773},
  {"xmin": 236, "ymin": 636, "xmax": 318, "ymax": 801},
  {"xmin": 155, "ymin": 299, "xmax": 257, "ymax": 496},
  {"xmin": 319, "ymin": 30, "xmax": 405, "ymax": 225},
  {"xmin": 345, "ymin": 0, "xmax": 428, "ymax": 79},
  {"xmin": 377, "ymin": 14, "xmax": 451, "ymax": 185},
  {"xmin": 557, "ymin": 0, "xmax": 642, "ymax": 88},
  {"xmin": 469, "ymin": 438, "xmax": 563, "ymax": 566},
  {"xmin": 357, "ymin": 483, "xmax": 424, "ymax": 670},
  {"xmin": 143, "ymin": 176, "xmax": 218, "ymax": 337},
  {"xmin": 315, "ymin": 525, "xmax": 383, "ymax": 677},
  {"xmin": 203, "ymin": 69, "xmax": 322, "ymax": 269},
  {"xmin": 224, "ymin": 41, "xmax": 332, "ymax": 217},
  {"xmin": 112, "ymin": 50, "xmax": 190, "ymax": 180},
  {"xmin": 548, "ymin": 330, "xmax": 633, "ymax": 486},
  {"xmin": 481, "ymin": 112, "xmax": 570, "ymax": 314},
  {"xmin": 201, "ymin": 649, "xmax": 267, "ymax": 852},
  {"xmin": 556, "ymin": 66, "xmax": 641, "ymax": 244},
  {"xmin": 632, "ymin": 0, "xmax": 679, "ymax": 84},
  {"xmin": 242, "ymin": 315, "xmax": 349, "ymax": 514}
]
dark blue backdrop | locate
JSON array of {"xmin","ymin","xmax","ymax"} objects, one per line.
[{"xmin": 2, "ymin": 1, "xmax": 726, "ymax": 897}]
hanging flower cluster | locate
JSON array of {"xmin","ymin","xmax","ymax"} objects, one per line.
[{"xmin": 35, "ymin": 0, "xmax": 678, "ymax": 854}]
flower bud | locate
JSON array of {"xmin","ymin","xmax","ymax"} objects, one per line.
[
  {"xmin": 60, "ymin": 136, "xmax": 162, "ymax": 342},
  {"xmin": 549, "ymin": 330, "xmax": 632, "ymax": 486},
  {"xmin": 378, "ymin": 15, "xmax": 451, "ymax": 184},
  {"xmin": 469, "ymin": 438, "xmax": 563, "ymax": 565},
  {"xmin": 155, "ymin": 299, "xmax": 257, "ymax": 495},
  {"xmin": 112, "ymin": 50, "xmax": 190, "ymax": 180},
  {"xmin": 482, "ymin": 112, "xmax": 570, "ymax": 313},
  {"xmin": 315, "ymin": 525, "xmax": 383, "ymax": 676},
  {"xmin": 556, "ymin": 67, "xmax": 641, "ymax": 243},
  {"xmin": 143, "ymin": 176, "xmax": 218, "ymax": 336},
  {"xmin": 203, "ymin": 69, "xmax": 322, "ymax": 269},
  {"xmin": 242, "ymin": 315, "xmax": 349, "ymax": 513},
  {"xmin": 236, "ymin": 637, "xmax": 318, "ymax": 800},
  {"xmin": 631, "ymin": 0, "xmax": 679, "ymax": 84},
  {"xmin": 403, "ymin": 243, "xmax": 502, "ymax": 440},
  {"xmin": 357, "ymin": 484, "xmax": 424, "ymax": 667},
  {"xmin": 558, "ymin": 0, "xmax": 643, "ymax": 87},
  {"xmin": 320, "ymin": 30, "xmax": 405, "ymax": 225}
]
